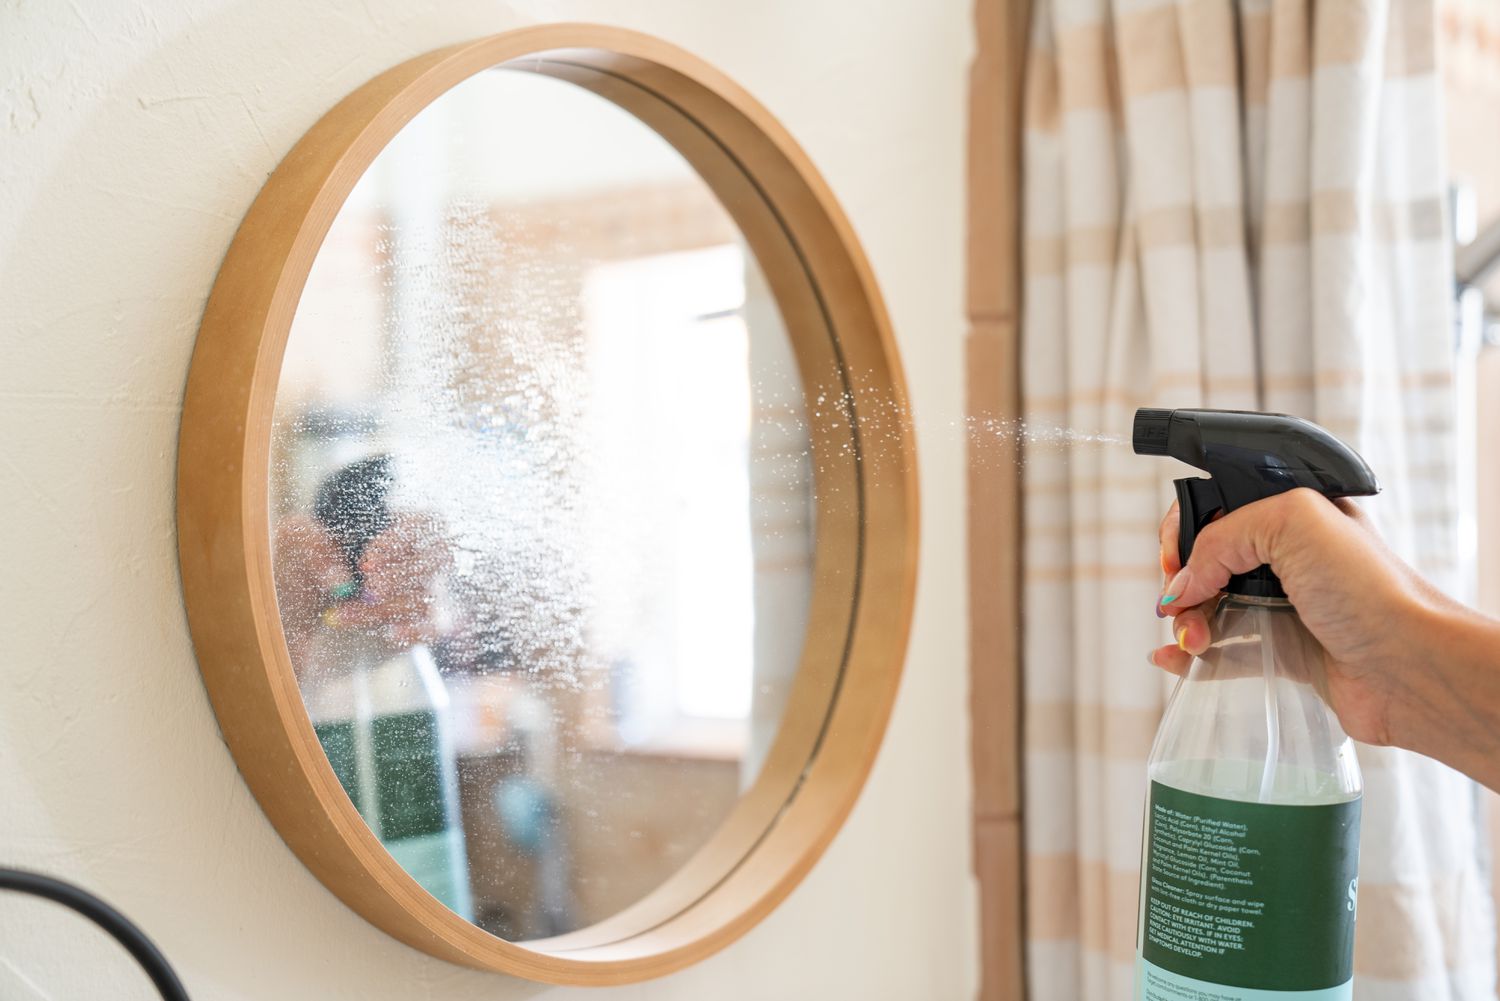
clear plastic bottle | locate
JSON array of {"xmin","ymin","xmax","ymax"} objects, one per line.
[
  {"xmin": 302, "ymin": 626, "xmax": 474, "ymax": 922},
  {"xmin": 1135, "ymin": 595, "xmax": 1362, "ymax": 1000}
]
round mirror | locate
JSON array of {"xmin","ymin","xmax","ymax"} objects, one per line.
[
  {"xmin": 270, "ymin": 66, "xmax": 819, "ymax": 941},
  {"xmin": 178, "ymin": 26, "xmax": 915, "ymax": 984}
]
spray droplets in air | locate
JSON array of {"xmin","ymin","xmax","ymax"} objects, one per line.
[
  {"xmin": 964, "ymin": 417, "xmax": 1128, "ymax": 449},
  {"xmin": 785, "ymin": 373, "xmax": 1131, "ymax": 476}
]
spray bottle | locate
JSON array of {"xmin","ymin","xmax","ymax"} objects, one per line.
[{"xmin": 1130, "ymin": 408, "xmax": 1377, "ymax": 1001}]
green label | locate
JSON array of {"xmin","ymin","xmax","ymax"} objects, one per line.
[
  {"xmin": 371, "ymin": 709, "xmax": 448, "ymax": 842},
  {"xmin": 1141, "ymin": 781, "xmax": 1360, "ymax": 993}
]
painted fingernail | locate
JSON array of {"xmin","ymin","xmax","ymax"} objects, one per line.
[
  {"xmin": 1156, "ymin": 601, "xmax": 1166, "ymax": 618},
  {"xmin": 1146, "ymin": 650, "xmax": 1159, "ymax": 668},
  {"xmin": 1176, "ymin": 625, "xmax": 1190, "ymax": 652},
  {"xmin": 1160, "ymin": 567, "xmax": 1191, "ymax": 605}
]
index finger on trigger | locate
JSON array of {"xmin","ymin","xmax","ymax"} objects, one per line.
[{"xmin": 1159, "ymin": 499, "xmax": 1181, "ymax": 577}]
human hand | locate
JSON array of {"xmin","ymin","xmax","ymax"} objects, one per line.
[
  {"xmin": 325, "ymin": 512, "xmax": 452, "ymax": 648},
  {"xmin": 1147, "ymin": 488, "xmax": 1446, "ymax": 748},
  {"xmin": 272, "ymin": 514, "xmax": 355, "ymax": 663}
]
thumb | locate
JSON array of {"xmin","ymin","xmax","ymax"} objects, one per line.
[{"xmin": 1159, "ymin": 488, "xmax": 1316, "ymax": 612}]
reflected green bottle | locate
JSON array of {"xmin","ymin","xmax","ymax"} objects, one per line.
[{"xmin": 305, "ymin": 630, "xmax": 473, "ymax": 921}]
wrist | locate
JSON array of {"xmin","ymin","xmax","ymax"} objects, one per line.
[{"xmin": 1386, "ymin": 594, "xmax": 1500, "ymax": 785}]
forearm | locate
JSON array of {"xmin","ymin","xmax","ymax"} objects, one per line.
[{"xmin": 1389, "ymin": 599, "xmax": 1500, "ymax": 792}]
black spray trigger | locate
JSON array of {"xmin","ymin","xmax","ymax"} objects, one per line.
[
  {"xmin": 1135, "ymin": 408, "xmax": 1378, "ymax": 599},
  {"xmin": 1174, "ymin": 477, "xmax": 1223, "ymax": 568}
]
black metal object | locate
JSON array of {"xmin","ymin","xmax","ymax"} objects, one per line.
[{"xmin": 0, "ymin": 867, "xmax": 190, "ymax": 1001}]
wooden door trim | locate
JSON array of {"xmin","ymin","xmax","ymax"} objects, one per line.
[{"xmin": 966, "ymin": 1, "xmax": 1030, "ymax": 998}]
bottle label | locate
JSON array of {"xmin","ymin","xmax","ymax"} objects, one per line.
[
  {"xmin": 371, "ymin": 708, "xmax": 448, "ymax": 841},
  {"xmin": 1137, "ymin": 781, "xmax": 1360, "ymax": 999}
]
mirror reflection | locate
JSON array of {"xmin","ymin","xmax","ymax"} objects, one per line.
[{"xmin": 268, "ymin": 67, "xmax": 828, "ymax": 941}]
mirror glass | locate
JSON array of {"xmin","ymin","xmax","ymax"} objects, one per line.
[{"xmin": 268, "ymin": 66, "xmax": 833, "ymax": 941}]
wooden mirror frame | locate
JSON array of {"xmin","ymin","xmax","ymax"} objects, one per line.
[{"xmin": 177, "ymin": 24, "xmax": 917, "ymax": 985}]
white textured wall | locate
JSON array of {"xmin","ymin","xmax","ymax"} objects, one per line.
[{"xmin": 0, "ymin": 1, "xmax": 976, "ymax": 998}]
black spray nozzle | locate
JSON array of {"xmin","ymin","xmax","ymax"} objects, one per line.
[
  {"xmin": 1131, "ymin": 408, "xmax": 1174, "ymax": 456},
  {"xmin": 313, "ymin": 453, "xmax": 394, "ymax": 594},
  {"xmin": 1131, "ymin": 408, "xmax": 1379, "ymax": 598}
]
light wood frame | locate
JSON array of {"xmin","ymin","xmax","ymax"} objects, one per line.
[
  {"xmin": 176, "ymin": 25, "xmax": 918, "ymax": 986},
  {"xmin": 967, "ymin": 0, "xmax": 1030, "ymax": 999}
]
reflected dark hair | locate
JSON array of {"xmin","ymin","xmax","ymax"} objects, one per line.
[{"xmin": 313, "ymin": 453, "xmax": 394, "ymax": 582}]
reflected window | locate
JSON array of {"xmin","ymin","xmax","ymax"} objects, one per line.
[{"xmin": 584, "ymin": 245, "xmax": 757, "ymax": 748}]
